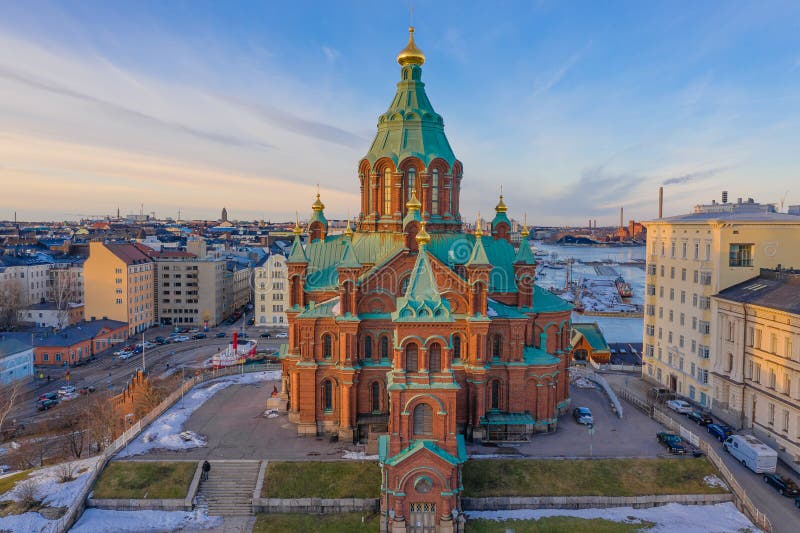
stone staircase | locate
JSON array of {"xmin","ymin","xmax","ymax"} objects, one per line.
[{"xmin": 196, "ymin": 460, "xmax": 261, "ymax": 517}]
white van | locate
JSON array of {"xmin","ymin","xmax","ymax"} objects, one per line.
[{"xmin": 723, "ymin": 434, "xmax": 778, "ymax": 473}]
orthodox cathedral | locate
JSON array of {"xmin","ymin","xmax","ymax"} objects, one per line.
[{"xmin": 279, "ymin": 27, "xmax": 572, "ymax": 533}]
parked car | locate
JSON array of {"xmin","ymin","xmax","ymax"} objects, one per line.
[
  {"xmin": 260, "ymin": 332, "xmax": 272, "ymax": 338},
  {"xmin": 665, "ymin": 399, "xmax": 693, "ymax": 414},
  {"xmin": 117, "ymin": 351, "xmax": 133, "ymax": 359},
  {"xmin": 37, "ymin": 399, "xmax": 59, "ymax": 411},
  {"xmin": 247, "ymin": 318, "xmax": 255, "ymax": 326},
  {"xmin": 762, "ymin": 473, "xmax": 800, "ymax": 497},
  {"xmin": 706, "ymin": 423, "xmax": 734, "ymax": 442},
  {"xmin": 79, "ymin": 385, "xmax": 97, "ymax": 395},
  {"xmin": 154, "ymin": 336, "xmax": 168, "ymax": 344},
  {"xmin": 572, "ymin": 407, "xmax": 594, "ymax": 425},
  {"xmin": 275, "ymin": 332, "xmax": 288, "ymax": 339},
  {"xmin": 192, "ymin": 333, "xmax": 207, "ymax": 340},
  {"xmin": 38, "ymin": 392, "xmax": 58, "ymax": 401},
  {"xmin": 687, "ymin": 411, "xmax": 713, "ymax": 425},
  {"xmin": 724, "ymin": 435, "xmax": 778, "ymax": 473},
  {"xmin": 174, "ymin": 336, "xmax": 190, "ymax": 342},
  {"xmin": 57, "ymin": 385, "xmax": 76, "ymax": 396},
  {"xmin": 215, "ymin": 332, "xmax": 226, "ymax": 338},
  {"xmin": 132, "ymin": 346, "xmax": 143, "ymax": 354},
  {"xmin": 657, "ymin": 432, "xmax": 686, "ymax": 454},
  {"xmin": 138, "ymin": 341, "xmax": 156, "ymax": 349}
]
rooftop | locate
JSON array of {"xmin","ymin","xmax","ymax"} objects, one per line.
[{"xmin": 715, "ymin": 268, "xmax": 800, "ymax": 315}]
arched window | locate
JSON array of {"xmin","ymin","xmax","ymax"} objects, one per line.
[
  {"xmin": 429, "ymin": 343, "xmax": 441, "ymax": 373},
  {"xmin": 492, "ymin": 335, "xmax": 501, "ymax": 359},
  {"xmin": 323, "ymin": 380, "xmax": 333, "ymax": 411},
  {"xmin": 364, "ymin": 335, "xmax": 372, "ymax": 360},
  {"xmin": 431, "ymin": 169, "xmax": 439, "ymax": 214},
  {"xmin": 380, "ymin": 336, "xmax": 389, "ymax": 359},
  {"xmin": 383, "ymin": 168, "xmax": 392, "ymax": 215},
  {"xmin": 322, "ymin": 334, "xmax": 332, "ymax": 359},
  {"xmin": 453, "ymin": 335, "xmax": 461, "ymax": 360},
  {"xmin": 413, "ymin": 403, "xmax": 433, "ymax": 435},
  {"xmin": 491, "ymin": 380, "xmax": 500, "ymax": 410},
  {"xmin": 407, "ymin": 167, "xmax": 416, "ymax": 205},
  {"xmin": 406, "ymin": 343, "xmax": 418, "ymax": 372},
  {"xmin": 371, "ymin": 382, "xmax": 381, "ymax": 412}
]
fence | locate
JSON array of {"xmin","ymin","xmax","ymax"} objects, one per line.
[
  {"xmin": 570, "ymin": 366, "xmax": 623, "ymax": 418},
  {"xmin": 54, "ymin": 362, "xmax": 280, "ymax": 532},
  {"xmin": 612, "ymin": 385, "xmax": 773, "ymax": 533}
]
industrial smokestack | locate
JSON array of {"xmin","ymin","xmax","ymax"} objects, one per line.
[
  {"xmin": 619, "ymin": 207, "xmax": 623, "ymax": 230},
  {"xmin": 722, "ymin": 190, "xmax": 728, "ymax": 204},
  {"xmin": 658, "ymin": 187, "xmax": 663, "ymax": 219}
]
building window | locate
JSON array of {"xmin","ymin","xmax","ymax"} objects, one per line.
[
  {"xmin": 429, "ymin": 343, "xmax": 441, "ymax": 372},
  {"xmin": 381, "ymin": 336, "xmax": 389, "ymax": 359},
  {"xmin": 768, "ymin": 403, "xmax": 775, "ymax": 426},
  {"xmin": 322, "ymin": 334, "xmax": 333, "ymax": 359},
  {"xmin": 491, "ymin": 335, "xmax": 501, "ymax": 359},
  {"xmin": 453, "ymin": 335, "xmax": 461, "ymax": 359},
  {"xmin": 364, "ymin": 335, "xmax": 373, "ymax": 360},
  {"xmin": 383, "ymin": 168, "xmax": 392, "ymax": 215},
  {"xmin": 431, "ymin": 169, "xmax": 439, "ymax": 214},
  {"xmin": 491, "ymin": 380, "xmax": 500, "ymax": 410},
  {"xmin": 670, "ymin": 267, "xmax": 675, "ymax": 279},
  {"xmin": 323, "ymin": 380, "xmax": 333, "ymax": 411},
  {"xmin": 413, "ymin": 403, "xmax": 433, "ymax": 435},
  {"xmin": 407, "ymin": 167, "xmax": 416, "ymax": 204},
  {"xmin": 406, "ymin": 343, "xmax": 418, "ymax": 372},
  {"xmin": 371, "ymin": 381, "xmax": 381, "ymax": 413},
  {"xmin": 729, "ymin": 244, "xmax": 754, "ymax": 267}
]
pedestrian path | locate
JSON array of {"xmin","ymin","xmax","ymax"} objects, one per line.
[{"xmin": 195, "ymin": 460, "xmax": 261, "ymax": 517}]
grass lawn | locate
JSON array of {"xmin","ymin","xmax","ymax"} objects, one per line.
[
  {"xmin": 466, "ymin": 516, "xmax": 654, "ymax": 533},
  {"xmin": 262, "ymin": 462, "xmax": 381, "ymax": 499},
  {"xmin": 93, "ymin": 461, "xmax": 197, "ymax": 499},
  {"xmin": 0, "ymin": 470, "xmax": 32, "ymax": 497},
  {"xmin": 253, "ymin": 512, "xmax": 379, "ymax": 532},
  {"xmin": 463, "ymin": 458, "xmax": 726, "ymax": 497}
]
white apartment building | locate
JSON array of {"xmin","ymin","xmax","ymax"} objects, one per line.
[
  {"xmin": 642, "ymin": 196, "xmax": 800, "ymax": 408},
  {"xmin": 254, "ymin": 254, "xmax": 288, "ymax": 327},
  {"xmin": 711, "ymin": 269, "xmax": 800, "ymax": 473},
  {"xmin": 153, "ymin": 253, "xmax": 225, "ymax": 327}
]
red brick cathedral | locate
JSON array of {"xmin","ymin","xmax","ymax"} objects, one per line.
[{"xmin": 280, "ymin": 27, "xmax": 572, "ymax": 533}]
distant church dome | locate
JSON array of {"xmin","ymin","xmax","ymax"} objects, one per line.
[{"xmin": 221, "ymin": 207, "xmax": 228, "ymax": 222}]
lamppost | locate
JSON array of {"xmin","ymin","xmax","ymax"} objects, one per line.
[
  {"xmin": 180, "ymin": 366, "xmax": 186, "ymax": 409},
  {"xmin": 588, "ymin": 423, "xmax": 595, "ymax": 457}
]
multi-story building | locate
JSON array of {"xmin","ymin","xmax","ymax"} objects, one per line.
[
  {"xmin": 230, "ymin": 262, "xmax": 251, "ymax": 313},
  {"xmin": 711, "ymin": 269, "xmax": 800, "ymax": 472},
  {"xmin": 0, "ymin": 256, "xmax": 52, "ymax": 307},
  {"xmin": 150, "ymin": 251, "xmax": 225, "ymax": 327},
  {"xmin": 0, "ymin": 336, "xmax": 34, "ymax": 385},
  {"xmin": 49, "ymin": 261, "xmax": 84, "ymax": 305},
  {"xmin": 254, "ymin": 254, "xmax": 288, "ymax": 327},
  {"xmin": 84, "ymin": 242, "xmax": 154, "ymax": 336},
  {"xmin": 642, "ymin": 197, "xmax": 800, "ymax": 408}
]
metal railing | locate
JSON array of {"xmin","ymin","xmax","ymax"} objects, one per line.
[
  {"xmin": 612, "ymin": 385, "xmax": 772, "ymax": 533},
  {"xmin": 54, "ymin": 362, "xmax": 280, "ymax": 532}
]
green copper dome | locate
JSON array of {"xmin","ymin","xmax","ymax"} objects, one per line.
[{"xmin": 363, "ymin": 36, "xmax": 457, "ymax": 168}]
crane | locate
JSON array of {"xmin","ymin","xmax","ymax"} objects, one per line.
[{"xmin": 780, "ymin": 190, "xmax": 789, "ymax": 212}]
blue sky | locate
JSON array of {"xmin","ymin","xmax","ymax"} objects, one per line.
[{"xmin": 1, "ymin": 1, "xmax": 799, "ymax": 224}]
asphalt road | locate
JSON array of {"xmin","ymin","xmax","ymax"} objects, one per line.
[
  {"xmin": 5, "ymin": 317, "xmax": 288, "ymax": 429},
  {"xmin": 606, "ymin": 374, "xmax": 800, "ymax": 533}
]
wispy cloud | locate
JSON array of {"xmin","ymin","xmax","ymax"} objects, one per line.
[
  {"xmin": 321, "ymin": 45, "xmax": 340, "ymax": 64},
  {"xmin": 531, "ymin": 41, "xmax": 592, "ymax": 97}
]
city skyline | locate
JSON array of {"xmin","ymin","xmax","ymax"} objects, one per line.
[{"xmin": 1, "ymin": 1, "xmax": 799, "ymax": 223}]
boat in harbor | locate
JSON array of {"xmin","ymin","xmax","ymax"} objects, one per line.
[
  {"xmin": 205, "ymin": 331, "xmax": 258, "ymax": 369},
  {"xmin": 615, "ymin": 276, "xmax": 633, "ymax": 298}
]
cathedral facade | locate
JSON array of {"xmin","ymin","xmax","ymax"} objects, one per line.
[{"xmin": 279, "ymin": 27, "xmax": 572, "ymax": 533}]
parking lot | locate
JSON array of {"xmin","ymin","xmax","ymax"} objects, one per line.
[{"xmin": 469, "ymin": 383, "xmax": 668, "ymax": 459}]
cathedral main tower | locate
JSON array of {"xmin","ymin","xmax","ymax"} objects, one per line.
[{"xmin": 358, "ymin": 27, "xmax": 463, "ymax": 234}]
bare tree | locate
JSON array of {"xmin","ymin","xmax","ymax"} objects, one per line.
[
  {"xmin": 51, "ymin": 267, "xmax": 78, "ymax": 329},
  {"xmin": 0, "ymin": 380, "xmax": 22, "ymax": 436},
  {"xmin": 61, "ymin": 412, "xmax": 85, "ymax": 459},
  {"xmin": 0, "ymin": 278, "xmax": 25, "ymax": 330},
  {"xmin": 83, "ymin": 394, "xmax": 118, "ymax": 450}
]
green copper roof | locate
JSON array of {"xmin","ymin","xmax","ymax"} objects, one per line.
[
  {"xmin": 514, "ymin": 241, "xmax": 536, "ymax": 264},
  {"xmin": 392, "ymin": 247, "xmax": 452, "ymax": 322},
  {"xmin": 466, "ymin": 235, "xmax": 490, "ymax": 266},
  {"xmin": 487, "ymin": 298, "xmax": 528, "ymax": 319},
  {"xmin": 480, "ymin": 412, "xmax": 536, "ymax": 425},
  {"xmin": 571, "ymin": 322, "xmax": 610, "ymax": 351},
  {"xmin": 338, "ymin": 239, "xmax": 361, "ymax": 269},
  {"xmin": 523, "ymin": 345, "xmax": 560, "ymax": 366},
  {"xmin": 379, "ymin": 434, "xmax": 467, "ymax": 466},
  {"xmin": 364, "ymin": 63, "xmax": 457, "ymax": 168},
  {"xmin": 287, "ymin": 234, "xmax": 308, "ymax": 263},
  {"xmin": 531, "ymin": 285, "xmax": 573, "ymax": 313},
  {"xmin": 297, "ymin": 297, "xmax": 339, "ymax": 318},
  {"xmin": 308, "ymin": 209, "xmax": 328, "ymax": 235},
  {"xmin": 491, "ymin": 211, "xmax": 511, "ymax": 231},
  {"xmin": 305, "ymin": 232, "xmax": 404, "ymax": 291}
]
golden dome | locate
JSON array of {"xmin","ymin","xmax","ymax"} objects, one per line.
[
  {"xmin": 397, "ymin": 26, "xmax": 425, "ymax": 66},
  {"xmin": 495, "ymin": 194, "xmax": 508, "ymax": 213},
  {"xmin": 520, "ymin": 213, "xmax": 529, "ymax": 237},
  {"xmin": 416, "ymin": 221, "xmax": 431, "ymax": 245},
  {"xmin": 344, "ymin": 218, "xmax": 353, "ymax": 237},
  {"xmin": 406, "ymin": 190, "xmax": 422, "ymax": 211},
  {"xmin": 474, "ymin": 212, "xmax": 484, "ymax": 237},
  {"xmin": 293, "ymin": 213, "xmax": 303, "ymax": 235},
  {"xmin": 312, "ymin": 192, "xmax": 325, "ymax": 212}
]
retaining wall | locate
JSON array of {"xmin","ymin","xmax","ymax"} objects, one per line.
[
  {"xmin": 254, "ymin": 497, "xmax": 380, "ymax": 514},
  {"xmin": 462, "ymin": 493, "xmax": 732, "ymax": 511}
]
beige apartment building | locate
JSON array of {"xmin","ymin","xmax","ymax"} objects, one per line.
[
  {"xmin": 84, "ymin": 242, "xmax": 154, "ymax": 336},
  {"xmin": 711, "ymin": 269, "xmax": 800, "ymax": 472},
  {"xmin": 253, "ymin": 254, "xmax": 288, "ymax": 327},
  {"xmin": 151, "ymin": 252, "xmax": 225, "ymax": 327},
  {"xmin": 642, "ymin": 197, "xmax": 800, "ymax": 409}
]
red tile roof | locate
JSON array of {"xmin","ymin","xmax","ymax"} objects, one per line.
[{"xmin": 106, "ymin": 244, "xmax": 153, "ymax": 265}]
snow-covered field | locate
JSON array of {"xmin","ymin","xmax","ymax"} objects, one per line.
[
  {"xmin": 0, "ymin": 456, "xmax": 101, "ymax": 532},
  {"xmin": 71, "ymin": 508, "xmax": 222, "ymax": 532},
  {"xmin": 117, "ymin": 370, "xmax": 280, "ymax": 457},
  {"xmin": 467, "ymin": 502, "xmax": 758, "ymax": 533}
]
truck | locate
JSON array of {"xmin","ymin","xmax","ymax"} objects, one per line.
[{"xmin": 723, "ymin": 434, "xmax": 778, "ymax": 473}]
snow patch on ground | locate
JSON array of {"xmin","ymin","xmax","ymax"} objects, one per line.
[
  {"xmin": 467, "ymin": 502, "xmax": 757, "ymax": 533},
  {"xmin": 573, "ymin": 377, "xmax": 596, "ymax": 389},
  {"xmin": 117, "ymin": 370, "xmax": 280, "ymax": 457},
  {"xmin": 342, "ymin": 450, "xmax": 378, "ymax": 460},
  {"xmin": 0, "ymin": 456, "xmax": 101, "ymax": 532},
  {"xmin": 703, "ymin": 474, "xmax": 728, "ymax": 490},
  {"xmin": 71, "ymin": 508, "xmax": 223, "ymax": 532}
]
